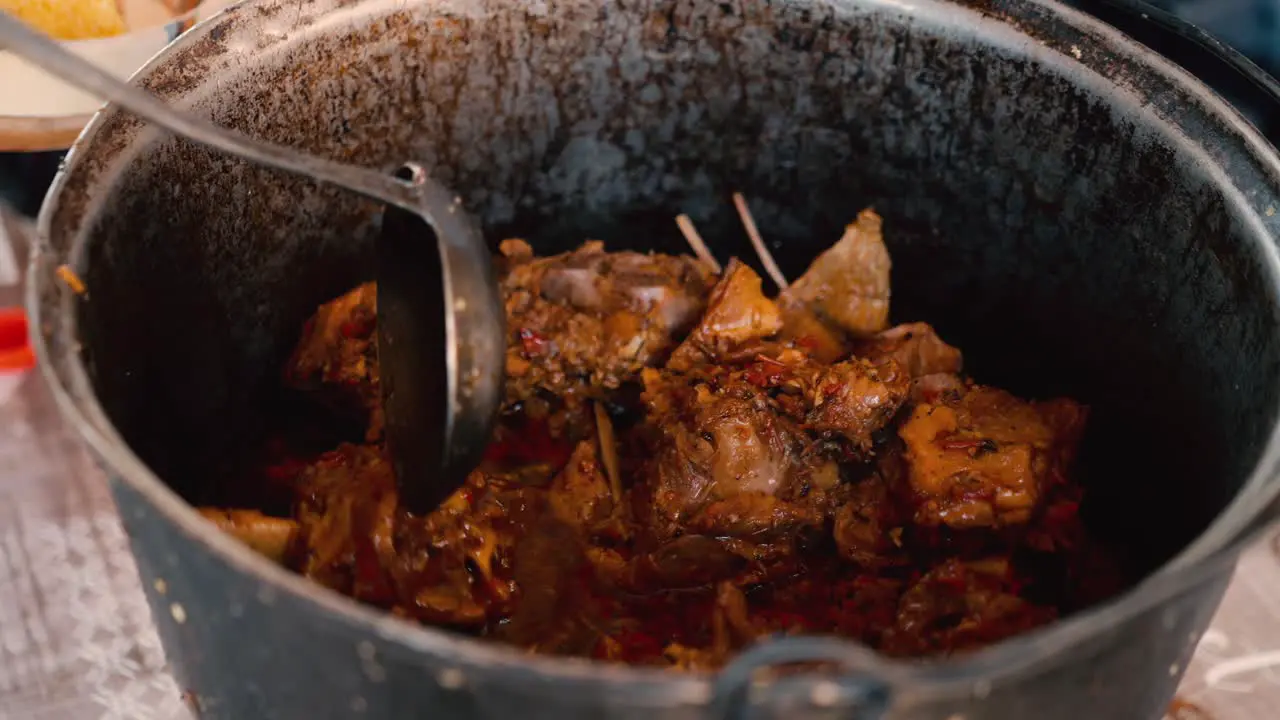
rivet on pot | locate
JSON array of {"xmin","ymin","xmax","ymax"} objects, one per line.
[
  {"xmin": 972, "ymin": 679, "xmax": 992, "ymax": 699},
  {"xmin": 170, "ymin": 602, "xmax": 188, "ymax": 624},
  {"xmin": 1168, "ymin": 664, "xmax": 1180, "ymax": 677},
  {"xmin": 809, "ymin": 680, "xmax": 840, "ymax": 707},
  {"xmin": 438, "ymin": 667, "xmax": 466, "ymax": 690},
  {"xmin": 357, "ymin": 641, "xmax": 386, "ymax": 684},
  {"xmin": 350, "ymin": 696, "xmax": 367, "ymax": 714},
  {"xmin": 153, "ymin": 578, "xmax": 167, "ymax": 595},
  {"xmin": 685, "ymin": 684, "xmax": 713, "ymax": 705}
]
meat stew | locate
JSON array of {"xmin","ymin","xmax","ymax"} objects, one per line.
[{"xmin": 200, "ymin": 201, "xmax": 1128, "ymax": 669}]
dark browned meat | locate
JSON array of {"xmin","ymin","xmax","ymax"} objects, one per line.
[
  {"xmin": 780, "ymin": 209, "xmax": 891, "ymax": 338},
  {"xmin": 547, "ymin": 440, "xmax": 615, "ymax": 535},
  {"xmin": 853, "ymin": 322, "xmax": 963, "ymax": 379},
  {"xmin": 197, "ymin": 508, "xmax": 298, "ymax": 564},
  {"xmin": 494, "ymin": 517, "xmax": 600, "ymax": 655},
  {"xmin": 630, "ymin": 368, "xmax": 825, "ymax": 584},
  {"xmin": 291, "ymin": 443, "xmax": 397, "ymax": 597},
  {"xmin": 777, "ymin": 297, "xmax": 850, "ymax": 364},
  {"xmin": 284, "ymin": 283, "xmax": 383, "ymax": 440},
  {"xmin": 803, "ymin": 358, "xmax": 910, "ymax": 451},
  {"xmin": 668, "ymin": 259, "xmax": 782, "ymax": 371},
  {"xmin": 501, "ymin": 239, "xmax": 714, "ymax": 418},
  {"xmin": 897, "ymin": 384, "xmax": 1088, "ymax": 529},
  {"xmin": 832, "ymin": 472, "xmax": 906, "ymax": 569},
  {"xmin": 291, "ymin": 445, "xmax": 545, "ymax": 627},
  {"xmin": 880, "ymin": 558, "xmax": 1057, "ymax": 657}
]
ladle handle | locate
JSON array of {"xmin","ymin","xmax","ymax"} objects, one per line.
[{"xmin": 0, "ymin": 11, "xmax": 419, "ymax": 212}]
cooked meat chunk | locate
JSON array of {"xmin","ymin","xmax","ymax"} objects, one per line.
[
  {"xmin": 670, "ymin": 348, "xmax": 909, "ymax": 458},
  {"xmin": 853, "ymin": 322, "xmax": 962, "ymax": 378},
  {"xmin": 284, "ymin": 283, "xmax": 383, "ymax": 440},
  {"xmin": 661, "ymin": 642, "xmax": 722, "ymax": 671},
  {"xmin": 668, "ymin": 259, "xmax": 783, "ymax": 371},
  {"xmin": 494, "ymin": 517, "xmax": 600, "ymax": 655},
  {"xmin": 388, "ymin": 469, "xmax": 549, "ymax": 626},
  {"xmin": 910, "ymin": 372, "xmax": 967, "ymax": 405},
  {"xmin": 547, "ymin": 440, "xmax": 615, "ymax": 534},
  {"xmin": 803, "ymin": 358, "xmax": 910, "ymax": 451},
  {"xmin": 292, "ymin": 445, "xmax": 546, "ymax": 626},
  {"xmin": 292, "ymin": 443, "xmax": 398, "ymax": 599},
  {"xmin": 631, "ymin": 369, "xmax": 826, "ymax": 584},
  {"xmin": 777, "ymin": 297, "xmax": 850, "ymax": 364},
  {"xmin": 639, "ymin": 371, "xmax": 802, "ymax": 507},
  {"xmin": 632, "ymin": 534, "xmax": 748, "ymax": 589},
  {"xmin": 897, "ymin": 384, "xmax": 1088, "ymax": 529},
  {"xmin": 781, "ymin": 209, "xmax": 891, "ymax": 337},
  {"xmin": 689, "ymin": 492, "xmax": 825, "ymax": 539},
  {"xmin": 502, "ymin": 239, "xmax": 714, "ymax": 411},
  {"xmin": 713, "ymin": 581, "xmax": 757, "ymax": 649},
  {"xmin": 197, "ymin": 508, "xmax": 298, "ymax": 564},
  {"xmin": 664, "ymin": 582, "xmax": 758, "ymax": 670},
  {"xmin": 832, "ymin": 473, "xmax": 905, "ymax": 569},
  {"xmin": 880, "ymin": 558, "xmax": 1057, "ymax": 657}
]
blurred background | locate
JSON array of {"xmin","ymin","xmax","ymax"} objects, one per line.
[
  {"xmin": 1152, "ymin": 0, "xmax": 1280, "ymax": 72},
  {"xmin": 0, "ymin": 0, "xmax": 227, "ymax": 215}
]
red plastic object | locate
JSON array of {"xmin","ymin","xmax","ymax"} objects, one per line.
[{"xmin": 0, "ymin": 307, "xmax": 35, "ymax": 372}]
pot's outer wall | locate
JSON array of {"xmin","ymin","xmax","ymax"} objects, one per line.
[
  {"xmin": 32, "ymin": 0, "xmax": 1280, "ymax": 718},
  {"xmin": 107, "ymin": 463, "xmax": 1233, "ymax": 720}
]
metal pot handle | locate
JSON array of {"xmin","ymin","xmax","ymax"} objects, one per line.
[
  {"xmin": 709, "ymin": 636, "xmax": 892, "ymax": 720},
  {"xmin": 1063, "ymin": 0, "xmax": 1280, "ymax": 131}
]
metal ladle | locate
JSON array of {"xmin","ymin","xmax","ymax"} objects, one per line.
[{"xmin": 0, "ymin": 12, "xmax": 506, "ymax": 514}]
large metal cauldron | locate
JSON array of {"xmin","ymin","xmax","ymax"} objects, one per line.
[{"xmin": 24, "ymin": 0, "xmax": 1280, "ymax": 717}]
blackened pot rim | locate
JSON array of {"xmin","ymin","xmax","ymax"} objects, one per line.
[{"xmin": 27, "ymin": 0, "xmax": 1280, "ymax": 694}]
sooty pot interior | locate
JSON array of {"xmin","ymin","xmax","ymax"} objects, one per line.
[{"xmin": 65, "ymin": 0, "xmax": 1280, "ymax": 584}]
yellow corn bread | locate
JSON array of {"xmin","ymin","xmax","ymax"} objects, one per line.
[{"xmin": 1, "ymin": 0, "xmax": 128, "ymax": 41}]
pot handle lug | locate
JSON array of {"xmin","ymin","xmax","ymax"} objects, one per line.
[{"xmin": 709, "ymin": 636, "xmax": 892, "ymax": 720}]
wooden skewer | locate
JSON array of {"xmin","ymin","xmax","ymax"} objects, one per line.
[
  {"xmin": 731, "ymin": 192, "xmax": 788, "ymax": 290},
  {"xmin": 675, "ymin": 213, "xmax": 721, "ymax": 274}
]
